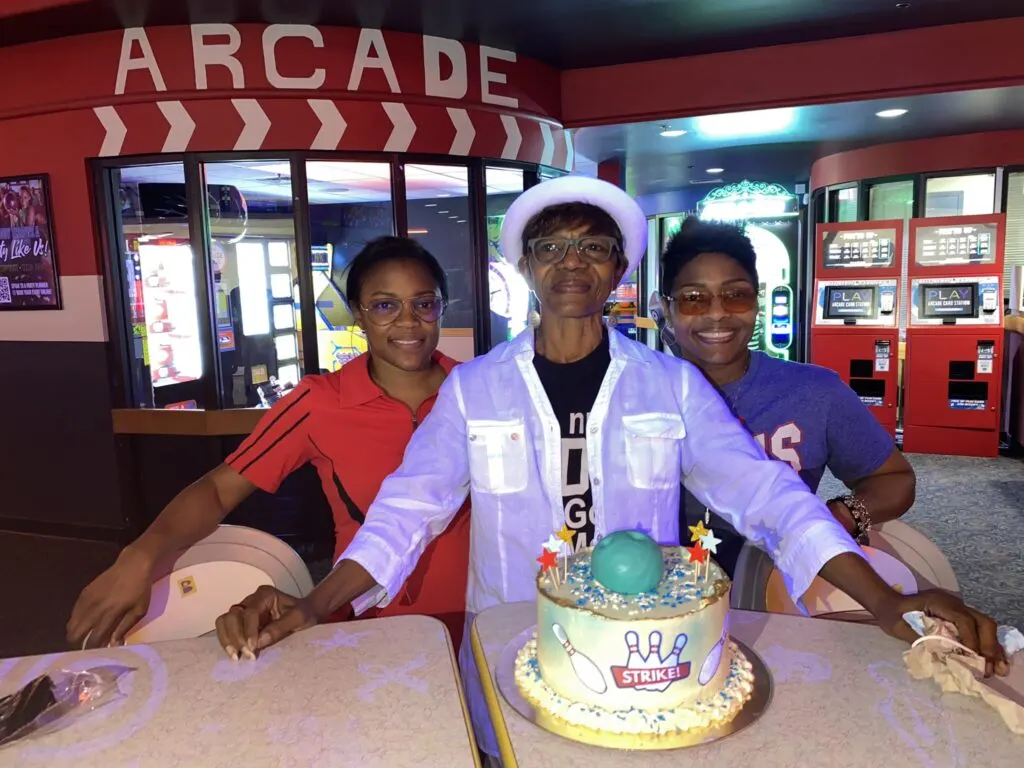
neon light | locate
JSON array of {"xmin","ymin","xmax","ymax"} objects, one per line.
[{"xmin": 697, "ymin": 180, "xmax": 797, "ymax": 223}]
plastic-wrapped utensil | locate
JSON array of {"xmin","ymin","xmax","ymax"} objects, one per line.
[{"xmin": 0, "ymin": 665, "xmax": 133, "ymax": 748}]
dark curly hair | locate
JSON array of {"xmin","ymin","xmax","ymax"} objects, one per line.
[
  {"xmin": 660, "ymin": 217, "xmax": 759, "ymax": 294},
  {"xmin": 345, "ymin": 236, "xmax": 448, "ymax": 305}
]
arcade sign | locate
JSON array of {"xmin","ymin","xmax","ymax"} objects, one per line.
[
  {"xmin": 697, "ymin": 180, "xmax": 798, "ymax": 223},
  {"xmin": 114, "ymin": 25, "xmax": 522, "ymax": 107}
]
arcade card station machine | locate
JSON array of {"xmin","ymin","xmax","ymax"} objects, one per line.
[
  {"xmin": 903, "ymin": 215, "xmax": 1005, "ymax": 457},
  {"xmin": 811, "ymin": 221, "xmax": 903, "ymax": 436}
]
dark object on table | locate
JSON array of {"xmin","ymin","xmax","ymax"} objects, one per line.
[{"xmin": 0, "ymin": 674, "xmax": 57, "ymax": 746}]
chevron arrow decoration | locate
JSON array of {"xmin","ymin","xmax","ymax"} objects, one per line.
[
  {"xmin": 500, "ymin": 114, "xmax": 522, "ymax": 160},
  {"xmin": 447, "ymin": 107, "xmax": 475, "ymax": 155},
  {"xmin": 563, "ymin": 128, "xmax": 575, "ymax": 171},
  {"xmin": 94, "ymin": 106, "xmax": 126, "ymax": 156},
  {"xmin": 308, "ymin": 100, "xmax": 348, "ymax": 150},
  {"xmin": 157, "ymin": 101, "xmax": 195, "ymax": 153},
  {"xmin": 382, "ymin": 103, "xmax": 416, "ymax": 152},
  {"xmin": 232, "ymin": 99, "xmax": 271, "ymax": 151},
  {"xmin": 539, "ymin": 122, "xmax": 555, "ymax": 167}
]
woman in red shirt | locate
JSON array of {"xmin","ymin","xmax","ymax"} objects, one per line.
[{"xmin": 67, "ymin": 237, "xmax": 470, "ymax": 652}]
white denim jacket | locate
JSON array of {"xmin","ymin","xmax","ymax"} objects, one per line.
[{"xmin": 340, "ymin": 328, "xmax": 861, "ymax": 754}]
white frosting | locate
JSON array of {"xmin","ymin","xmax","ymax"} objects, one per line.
[
  {"xmin": 536, "ymin": 547, "xmax": 732, "ymax": 711},
  {"xmin": 516, "ymin": 636, "xmax": 755, "ymax": 736}
]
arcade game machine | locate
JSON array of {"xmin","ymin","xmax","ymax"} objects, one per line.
[
  {"xmin": 903, "ymin": 214, "xmax": 1005, "ymax": 457},
  {"xmin": 486, "ymin": 214, "xmax": 531, "ymax": 348},
  {"xmin": 811, "ymin": 221, "xmax": 903, "ymax": 436},
  {"xmin": 298, "ymin": 244, "xmax": 367, "ymax": 373},
  {"xmin": 697, "ymin": 181, "xmax": 802, "ymax": 361}
]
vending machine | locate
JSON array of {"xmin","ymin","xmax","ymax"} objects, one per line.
[
  {"xmin": 903, "ymin": 214, "xmax": 1005, "ymax": 457},
  {"xmin": 811, "ymin": 221, "xmax": 903, "ymax": 436}
]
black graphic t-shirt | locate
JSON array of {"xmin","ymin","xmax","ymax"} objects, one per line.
[{"xmin": 533, "ymin": 332, "xmax": 611, "ymax": 552}]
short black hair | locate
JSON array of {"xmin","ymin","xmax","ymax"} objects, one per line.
[
  {"xmin": 345, "ymin": 236, "xmax": 448, "ymax": 305},
  {"xmin": 521, "ymin": 202, "xmax": 624, "ymax": 259},
  {"xmin": 660, "ymin": 217, "xmax": 759, "ymax": 293}
]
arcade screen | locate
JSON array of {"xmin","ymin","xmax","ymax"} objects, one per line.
[
  {"xmin": 745, "ymin": 219, "xmax": 798, "ymax": 361},
  {"xmin": 821, "ymin": 228, "xmax": 896, "ymax": 269},
  {"xmin": 660, "ymin": 215, "xmax": 686, "ymax": 253},
  {"xmin": 920, "ymin": 282, "xmax": 978, "ymax": 319},
  {"xmin": 914, "ymin": 224, "xmax": 996, "ymax": 266},
  {"xmin": 824, "ymin": 285, "xmax": 877, "ymax": 320}
]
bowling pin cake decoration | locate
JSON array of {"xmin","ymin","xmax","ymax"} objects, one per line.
[{"xmin": 551, "ymin": 623, "xmax": 608, "ymax": 694}]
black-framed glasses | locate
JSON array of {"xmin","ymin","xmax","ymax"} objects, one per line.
[
  {"xmin": 663, "ymin": 287, "xmax": 758, "ymax": 316},
  {"xmin": 358, "ymin": 296, "xmax": 447, "ymax": 326},
  {"xmin": 527, "ymin": 236, "xmax": 620, "ymax": 265}
]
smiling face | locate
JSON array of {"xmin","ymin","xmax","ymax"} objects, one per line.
[
  {"xmin": 352, "ymin": 258, "xmax": 443, "ymax": 372},
  {"xmin": 518, "ymin": 223, "xmax": 626, "ymax": 319},
  {"xmin": 666, "ymin": 251, "xmax": 757, "ymax": 374}
]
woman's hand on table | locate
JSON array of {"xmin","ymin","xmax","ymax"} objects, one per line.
[
  {"xmin": 214, "ymin": 585, "xmax": 317, "ymax": 660},
  {"xmin": 67, "ymin": 545, "xmax": 154, "ymax": 649},
  {"xmin": 875, "ymin": 590, "xmax": 1010, "ymax": 678}
]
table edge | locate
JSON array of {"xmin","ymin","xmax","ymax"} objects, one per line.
[{"xmin": 471, "ymin": 618, "xmax": 519, "ymax": 768}]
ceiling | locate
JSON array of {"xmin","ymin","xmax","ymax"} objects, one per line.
[
  {"xmin": 573, "ymin": 86, "xmax": 1024, "ymax": 196},
  {"xmin": 118, "ymin": 161, "xmax": 526, "ymax": 204},
  {"xmin": 2, "ymin": 0, "xmax": 1023, "ymax": 68}
]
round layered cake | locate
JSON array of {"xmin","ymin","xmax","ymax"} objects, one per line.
[{"xmin": 515, "ymin": 537, "xmax": 755, "ymax": 744}]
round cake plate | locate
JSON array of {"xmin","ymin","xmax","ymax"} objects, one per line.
[{"xmin": 495, "ymin": 626, "xmax": 773, "ymax": 751}]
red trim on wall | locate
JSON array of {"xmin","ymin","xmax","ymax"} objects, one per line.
[
  {"xmin": 0, "ymin": 25, "xmax": 575, "ymax": 279},
  {"xmin": 561, "ymin": 19, "xmax": 1024, "ymax": 127},
  {"xmin": 810, "ymin": 130, "xmax": 1024, "ymax": 190},
  {"xmin": 597, "ymin": 159, "xmax": 623, "ymax": 188}
]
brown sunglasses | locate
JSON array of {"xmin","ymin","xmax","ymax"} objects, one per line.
[{"xmin": 663, "ymin": 287, "xmax": 758, "ymax": 316}]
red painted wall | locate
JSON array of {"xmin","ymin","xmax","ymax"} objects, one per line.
[
  {"xmin": 810, "ymin": 130, "xmax": 1024, "ymax": 190},
  {"xmin": 562, "ymin": 19, "xmax": 1024, "ymax": 127}
]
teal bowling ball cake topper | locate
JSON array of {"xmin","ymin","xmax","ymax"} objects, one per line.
[{"xmin": 591, "ymin": 530, "xmax": 664, "ymax": 594}]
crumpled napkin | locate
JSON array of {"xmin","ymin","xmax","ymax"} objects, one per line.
[{"xmin": 901, "ymin": 611, "xmax": 1024, "ymax": 734}]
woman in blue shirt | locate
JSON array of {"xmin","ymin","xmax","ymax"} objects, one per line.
[{"xmin": 660, "ymin": 216, "xmax": 915, "ymax": 577}]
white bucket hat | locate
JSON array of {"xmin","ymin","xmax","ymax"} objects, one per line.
[{"xmin": 499, "ymin": 176, "xmax": 647, "ymax": 285}]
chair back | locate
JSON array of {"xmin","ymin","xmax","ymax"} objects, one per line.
[{"xmin": 125, "ymin": 524, "xmax": 314, "ymax": 645}]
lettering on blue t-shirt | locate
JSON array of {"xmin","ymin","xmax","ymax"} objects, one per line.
[{"xmin": 682, "ymin": 351, "xmax": 895, "ymax": 576}]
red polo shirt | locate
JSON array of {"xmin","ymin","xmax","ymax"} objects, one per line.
[{"xmin": 224, "ymin": 352, "xmax": 470, "ymax": 646}]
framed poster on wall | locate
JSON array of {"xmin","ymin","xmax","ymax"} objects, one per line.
[{"xmin": 0, "ymin": 174, "xmax": 61, "ymax": 310}]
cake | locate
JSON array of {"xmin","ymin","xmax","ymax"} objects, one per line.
[{"xmin": 514, "ymin": 531, "xmax": 756, "ymax": 745}]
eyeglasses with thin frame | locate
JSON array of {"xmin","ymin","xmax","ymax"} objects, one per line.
[
  {"xmin": 527, "ymin": 236, "xmax": 621, "ymax": 266},
  {"xmin": 663, "ymin": 286, "xmax": 758, "ymax": 316},
  {"xmin": 358, "ymin": 296, "xmax": 447, "ymax": 326}
]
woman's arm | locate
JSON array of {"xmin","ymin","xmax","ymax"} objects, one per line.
[
  {"xmin": 675, "ymin": 362, "xmax": 1006, "ymax": 674},
  {"xmin": 829, "ymin": 448, "xmax": 915, "ymax": 534},
  {"xmin": 822, "ymin": 378, "xmax": 916, "ymax": 534},
  {"xmin": 67, "ymin": 382, "xmax": 317, "ymax": 648},
  {"xmin": 278, "ymin": 369, "xmax": 472, "ymax": 632}
]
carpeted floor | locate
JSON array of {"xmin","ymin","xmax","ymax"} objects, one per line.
[{"xmin": 818, "ymin": 452, "xmax": 1024, "ymax": 631}]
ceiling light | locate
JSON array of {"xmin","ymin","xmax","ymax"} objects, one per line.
[
  {"xmin": 425, "ymin": 203, "xmax": 437, "ymax": 207},
  {"xmin": 895, "ymin": 2, "xmax": 911, "ymax": 9},
  {"xmin": 449, "ymin": 216, "xmax": 458, "ymax": 219},
  {"xmin": 659, "ymin": 127, "xmax": 686, "ymax": 138},
  {"xmin": 876, "ymin": 108, "xmax": 908, "ymax": 118},
  {"xmin": 706, "ymin": 167, "xmax": 724, "ymax": 174},
  {"xmin": 695, "ymin": 108, "xmax": 795, "ymax": 139},
  {"xmin": 457, "ymin": 219, "xmax": 467, "ymax": 223},
  {"xmin": 438, "ymin": 210, "xmax": 449, "ymax": 214}
]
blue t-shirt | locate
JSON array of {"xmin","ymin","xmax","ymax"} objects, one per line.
[{"xmin": 681, "ymin": 351, "xmax": 895, "ymax": 576}]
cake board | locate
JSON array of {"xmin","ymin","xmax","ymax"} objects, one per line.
[{"xmin": 496, "ymin": 626, "xmax": 773, "ymax": 751}]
